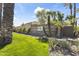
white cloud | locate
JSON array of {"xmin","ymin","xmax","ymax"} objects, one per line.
[
  {"xmin": 45, "ymin": 9, "xmax": 51, "ymax": 12},
  {"xmin": 34, "ymin": 7, "xmax": 52, "ymax": 15},
  {"xmin": 34, "ymin": 7, "xmax": 44, "ymax": 14}
]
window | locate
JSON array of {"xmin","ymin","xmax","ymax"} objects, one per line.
[{"xmin": 37, "ymin": 26, "xmax": 43, "ymax": 31}]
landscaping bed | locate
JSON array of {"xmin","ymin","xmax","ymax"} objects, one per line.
[{"xmin": 49, "ymin": 38, "xmax": 79, "ymax": 56}]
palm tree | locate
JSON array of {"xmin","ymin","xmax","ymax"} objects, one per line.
[
  {"xmin": 74, "ymin": 3, "xmax": 76, "ymax": 22},
  {"xmin": 57, "ymin": 11, "xmax": 64, "ymax": 38},
  {"xmin": 35, "ymin": 8, "xmax": 48, "ymax": 36},
  {"xmin": 57, "ymin": 11, "xmax": 64, "ymax": 24},
  {"xmin": 74, "ymin": 3, "xmax": 77, "ymax": 27},
  {"xmin": 65, "ymin": 3, "xmax": 77, "ymax": 37},
  {"xmin": 46, "ymin": 10, "xmax": 52, "ymax": 37},
  {"xmin": 2, "ymin": 3, "xmax": 14, "ymax": 43},
  {"xmin": 64, "ymin": 3, "xmax": 73, "ymax": 26},
  {"xmin": 47, "ymin": 15, "xmax": 52, "ymax": 36},
  {"xmin": 65, "ymin": 3, "xmax": 78, "ymax": 26},
  {"xmin": 65, "ymin": 3, "xmax": 73, "ymax": 16},
  {"xmin": 52, "ymin": 11, "xmax": 57, "ymax": 21},
  {"xmin": 0, "ymin": 3, "xmax": 2, "ymax": 30},
  {"xmin": 66, "ymin": 15, "xmax": 74, "ymax": 25},
  {"xmin": 70, "ymin": 3, "xmax": 73, "ymax": 16}
]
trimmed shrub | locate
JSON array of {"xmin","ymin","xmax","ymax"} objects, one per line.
[
  {"xmin": 26, "ymin": 28, "xmax": 31, "ymax": 34},
  {"xmin": 38, "ymin": 36, "xmax": 48, "ymax": 42}
]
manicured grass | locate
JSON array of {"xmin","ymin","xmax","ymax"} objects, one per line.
[{"xmin": 0, "ymin": 33, "xmax": 48, "ymax": 56}]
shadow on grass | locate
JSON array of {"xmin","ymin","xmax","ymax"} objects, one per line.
[
  {"xmin": 0, "ymin": 39, "xmax": 12, "ymax": 49},
  {"xmin": 0, "ymin": 44, "xmax": 7, "ymax": 49}
]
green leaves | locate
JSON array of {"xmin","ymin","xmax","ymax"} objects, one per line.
[{"xmin": 57, "ymin": 11, "xmax": 64, "ymax": 22}]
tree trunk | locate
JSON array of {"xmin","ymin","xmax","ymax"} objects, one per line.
[
  {"xmin": 0, "ymin": 3, "xmax": 2, "ymax": 37},
  {"xmin": 47, "ymin": 15, "xmax": 52, "ymax": 37},
  {"xmin": 74, "ymin": 3, "xmax": 77, "ymax": 26},
  {"xmin": 2, "ymin": 3, "xmax": 14, "ymax": 44},
  {"xmin": 73, "ymin": 3, "xmax": 77, "ymax": 37},
  {"xmin": 70, "ymin": 3, "xmax": 72, "ymax": 16},
  {"xmin": 0, "ymin": 3, "xmax": 2, "ymax": 41},
  {"xmin": 43, "ymin": 26, "xmax": 49, "ymax": 36},
  {"xmin": 57, "ymin": 28, "xmax": 61, "ymax": 38},
  {"xmin": 0, "ymin": 4, "xmax": 2, "ymax": 31}
]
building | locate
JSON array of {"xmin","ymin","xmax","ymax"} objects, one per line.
[{"xmin": 27, "ymin": 21, "xmax": 74, "ymax": 38}]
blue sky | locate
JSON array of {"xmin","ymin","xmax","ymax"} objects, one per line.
[{"xmin": 14, "ymin": 3, "xmax": 79, "ymax": 26}]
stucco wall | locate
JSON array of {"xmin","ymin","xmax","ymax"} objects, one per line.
[
  {"xmin": 62, "ymin": 26, "xmax": 74, "ymax": 38},
  {"xmin": 29, "ymin": 25, "xmax": 57, "ymax": 37},
  {"xmin": 29, "ymin": 25, "xmax": 74, "ymax": 38}
]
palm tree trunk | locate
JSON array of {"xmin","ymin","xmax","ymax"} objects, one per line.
[
  {"xmin": 0, "ymin": 3, "xmax": 2, "ymax": 41},
  {"xmin": 70, "ymin": 3, "xmax": 72, "ymax": 16},
  {"xmin": 47, "ymin": 15, "xmax": 52, "ymax": 37},
  {"xmin": 43, "ymin": 26, "xmax": 49, "ymax": 36},
  {"xmin": 73, "ymin": 3, "xmax": 77, "ymax": 37},
  {"xmin": 74, "ymin": 3, "xmax": 77, "ymax": 26},
  {"xmin": 0, "ymin": 4, "xmax": 2, "ymax": 31},
  {"xmin": 2, "ymin": 3, "xmax": 14, "ymax": 44},
  {"xmin": 0, "ymin": 4, "xmax": 2, "ymax": 32},
  {"xmin": 70, "ymin": 3, "xmax": 75, "ymax": 34}
]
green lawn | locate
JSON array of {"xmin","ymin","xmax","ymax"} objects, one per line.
[{"xmin": 0, "ymin": 33, "xmax": 48, "ymax": 56}]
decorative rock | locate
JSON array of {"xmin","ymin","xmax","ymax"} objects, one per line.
[{"xmin": 70, "ymin": 45, "xmax": 78, "ymax": 52}]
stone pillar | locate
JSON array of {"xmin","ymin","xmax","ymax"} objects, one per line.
[{"xmin": 2, "ymin": 3, "xmax": 14, "ymax": 44}]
